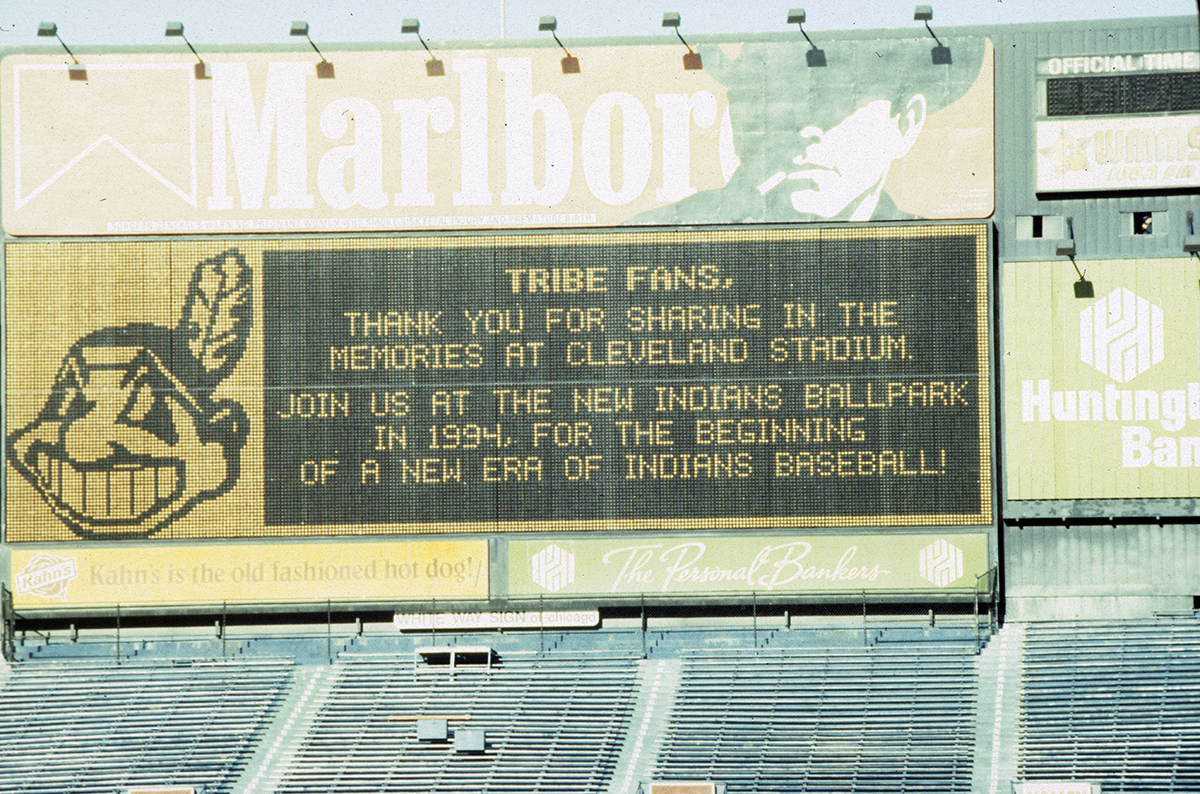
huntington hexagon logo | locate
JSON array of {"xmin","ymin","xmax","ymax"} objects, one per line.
[
  {"xmin": 1079, "ymin": 287, "xmax": 1164, "ymax": 383},
  {"xmin": 531, "ymin": 544, "xmax": 575, "ymax": 593},
  {"xmin": 918, "ymin": 540, "xmax": 964, "ymax": 588}
]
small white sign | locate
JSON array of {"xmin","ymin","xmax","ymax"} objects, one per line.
[
  {"xmin": 1014, "ymin": 782, "xmax": 1100, "ymax": 794},
  {"xmin": 1036, "ymin": 115, "xmax": 1200, "ymax": 192},
  {"xmin": 394, "ymin": 609, "xmax": 599, "ymax": 631},
  {"xmin": 1038, "ymin": 51, "xmax": 1200, "ymax": 75}
]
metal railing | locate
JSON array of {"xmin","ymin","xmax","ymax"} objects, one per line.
[{"xmin": 2, "ymin": 585, "xmax": 14, "ymax": 663}]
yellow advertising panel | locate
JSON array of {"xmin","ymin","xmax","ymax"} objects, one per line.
[
  {"xmin": 10, "ymin": 539, "xmax": 487, "ymax": 610},
  {"xmin": 2, "ymin": 38, "xmax": 992, "ymax": 235},
  {"xmin": 1003, "ymin": 259, "xmax": 1200, "ymax": 501},
  {"xmin": 509, "ymin": 533, "xmax": 991, "ymax": 597},
  {"xmin": 7, "ymin": 229, "xmax": 991, "ymax": 543}
]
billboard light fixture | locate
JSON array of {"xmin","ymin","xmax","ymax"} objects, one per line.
[
  {"xmin": 165, "ymin": 22, "xmax": 211, "ymax": 80},
  {"xmin": 1184, "ymin": 211, "xmax": 1200, "ymax": 255},
  {"xmin": 1057, "ymin": 217, "xmax": 1093, "ymax": 297},
  {"xmin": 662, "ymin": 12, "xmax": 702, "ymax": 70},
  {"xmin": 787, "ymin": 9, "xmax": 826, "ymax": 67},
  {"xmin": 403, "ymin": 18, "xmax": 446, "ymax": 77},
  {"xmin": 38, "ymin": 22, "xmax": 87, "ymax": 80},
  {"xmin": 539, "ymin": 16, "xmax": 580, "ymax": 74},
  {"xmin": 290, "ymin": 21, "xmax": 334, "ymax": 79},
  {"xmin": 1057, "ymin": 216, "xmax": 1077, "ymax": 258},
  {"xmin": 914, "ymin": 5, "xmax": 951, "ymax": 64}
]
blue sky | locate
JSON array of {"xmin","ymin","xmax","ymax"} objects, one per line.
[{"xmin": 2, "ymin": 1, "xmax": 1196, "ymax": 46}]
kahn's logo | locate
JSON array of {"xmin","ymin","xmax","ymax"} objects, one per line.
[
  {"xmin": 531, "ymin": 544, "xmax": 575, "ymax": 593},
  {"xmin": 7, "ymin": 250, "xmax": 251, "ymax": 539},
  {"xmin": 15, "ymin": 553, "xmax": 79, "ymax": 601},
  {"xmin": 1080, "ymin": 287, "xmax": 1163, "ymax": 383}
]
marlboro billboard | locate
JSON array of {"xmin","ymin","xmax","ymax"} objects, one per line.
[{"xmin": 3, "ymin": 37, "xmax": 992, "ymax": 235}]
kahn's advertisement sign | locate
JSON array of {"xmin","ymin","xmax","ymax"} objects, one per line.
[
  {"xmin": 1003, "ymin": 259, "xmax": 1200, "ymax": 502},
  {"xmin": 2, "ymin": 38, "xmax": 992, "ymax": 235},
  {"xmin": 509, "ymin": 533, "xmax": 991, "ymax": 596},
  {"xmin": 10, "ymin": 539, "xmax": 488, "ymax": 610}
]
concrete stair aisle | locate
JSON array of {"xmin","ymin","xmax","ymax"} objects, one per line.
[
  {"xmin": 235, "ymin": 663, "xmax": 344, "ymax": 794},
  {"xmin": 972, "ymin": 622, "xmax": 1026, "ymax": 794},
  {"xmin": 607, "ymin": 658, "xmax": 682, "ymax": 794}
]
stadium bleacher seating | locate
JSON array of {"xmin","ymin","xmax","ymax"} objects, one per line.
[
  {"xmin": 1018, "ymin": 617, "xmax": 1200, "ymax": 794},
  {"xmin": 272, "ymin": 651, "xmax": 639, "ymax": 794},
  {"xmin": 3, "ymin": 617, "xmax": 1199, "ymax": 793},
  {"xmin": 654, "ymin": 645, "xmax": 978, "ymax": 794},
  {"xmin": 0, "ymin": 657, "xmax": 292, "ymax": 794}
]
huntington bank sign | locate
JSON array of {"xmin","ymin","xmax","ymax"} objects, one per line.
[
  {"xmin": 1004, "ymin": 261, "xmax": 1200, "ymax": 502},
  {"xmin": 1021, "ymin": 288, "xmax": 1199, "ymax": 469},
  {"xmin": 2, "ymin": 38, "xmax": 993, "ymax": 235}
]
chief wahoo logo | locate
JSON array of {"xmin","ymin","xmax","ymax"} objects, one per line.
[{"xmin": 8, "ymin": 250, "xmax": 251, "ymax": 539}]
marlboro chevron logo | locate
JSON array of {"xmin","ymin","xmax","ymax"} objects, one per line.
[
  {"xmin": 15, "ymin": 553, "xmax": 79, "ymax": 601},
  {"xmin": 1080, "ymin": 288, "xmax": 1163, "ymax": 383}
]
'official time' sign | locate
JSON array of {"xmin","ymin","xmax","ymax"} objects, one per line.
[{"xmin": 265, "ymin": 226, "xmax": 991, "ymax": 531}]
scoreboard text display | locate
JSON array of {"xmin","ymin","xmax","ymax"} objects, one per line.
[{"xmin": 6, "ymin": 226, "xmax": 991, "ymax": 542}]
